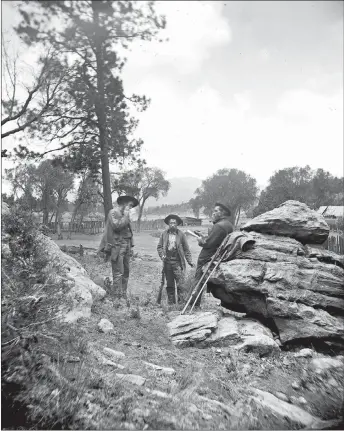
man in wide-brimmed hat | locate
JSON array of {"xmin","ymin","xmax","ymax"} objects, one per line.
[
  {"xmin": 192, "ymin": 202, "xmax": 234, "ymax": 309},
  {"xmin": 98, "ymin": 195, "xmax": 139, "ymax": 304},
  {"xmin": 157, "ymin": 214, "xmax": 194, "ymax": 304}
]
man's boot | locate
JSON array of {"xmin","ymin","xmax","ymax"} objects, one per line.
[{"xmin": 166, "ymin": 285, "xmax": 176, "ymax": 305}]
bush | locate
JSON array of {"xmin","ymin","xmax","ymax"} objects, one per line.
[{"xmin": 1, "ymin": 206, "xmax": 87, "ymax": 429}]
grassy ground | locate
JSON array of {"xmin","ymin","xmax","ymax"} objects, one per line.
[
  {"xmin": 43, "ymin": 231, "xmax": 344, "ymax": 429},
  {"xmin": 51, "ymin": 226, "xmax": 209, "ymax": 256}
]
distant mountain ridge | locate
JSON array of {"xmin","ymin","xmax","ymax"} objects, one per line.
[{"xmin": 146, "ymin": 177, "xmax": 202, "ymax": 207}]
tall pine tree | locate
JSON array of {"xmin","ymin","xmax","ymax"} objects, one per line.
[{"xmin": 15, "ymin": 1, "xmax": 165, "ymax": 218}]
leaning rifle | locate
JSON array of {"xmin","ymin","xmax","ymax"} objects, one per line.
[{"xmin": 156, "ymin": 260, "xmax": 166, "ymax": 305}]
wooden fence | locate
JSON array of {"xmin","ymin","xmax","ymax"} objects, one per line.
[
  {"xmin": 131, "ymin": 219, "xmax": 166, "ymax": 231},
  {"xmin": 48, "ymin": 220, "xmax": 104, "ymax": 235},
  {"xmin": 323, "ymin": 234, "xmax": 344, "ymax": 254},
  {"xmin": 323, "ymin": 231, "xmax": 344, "ymax": 255}
]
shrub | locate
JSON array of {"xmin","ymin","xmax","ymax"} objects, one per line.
[{"xmin": 1, "ymin": 206, "xmax": 87, "ymax": 429}]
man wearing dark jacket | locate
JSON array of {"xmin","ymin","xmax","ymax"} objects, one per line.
[
  {"xmin": 193, "ymin": 203, "xmax": 234, "ymax": 308},
  {"xmin": 98, "ymin": 195, "xmax": 139, "ymax": 302},
  {"xmin": 157, "ymin": 214, "xmax": 194, "ymax": 304}
]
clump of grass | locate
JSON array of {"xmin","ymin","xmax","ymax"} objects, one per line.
[{"xmin": 130, "ymin": 306, "xmax": 141, "ymax": 319}]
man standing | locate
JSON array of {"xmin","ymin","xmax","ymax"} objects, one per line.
[
  {"xmin": 193, "ymin": 203, "xmax": 234, "ymax": 308},
  {"xmin": 98, "ymin": 195, "xmax": 139, "ymax": 303},
  {"xmin": 157, "ymin": 214, "xmax": 194, "ymax": 304}
]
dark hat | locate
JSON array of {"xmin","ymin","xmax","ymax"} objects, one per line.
[
  {"xmin": 164, "ymin": 214, "xmax": 183, "ymax": 226},
  {"xmin": 215, "ymin": 202, "xmax": 231, "ymax": 216},
  {"xmin": 117, "ymin": 195, "xmax": 139, "ymax": 208}
]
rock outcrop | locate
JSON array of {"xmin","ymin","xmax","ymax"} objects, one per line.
[
  {"xmin": 205, "ymin": 201, "xmax": 344, "ymax": 347},
  {"xmin": 242, "ymin": 200, "xmax": 330, "ymax": 244},
  {"xmin": 2, "ymin": 203, "xmax": 106, "ymax": 324},
  {"xmin": 208, "ymin": 231, "xmax": 344, "ymax": 345},
  {"xmin": 35, "ymin": 233, "xmax": 106, "ymax": 323},
  {"xmin": 167, "ymin": 311, "xmax": 280, "ymax": 355}
]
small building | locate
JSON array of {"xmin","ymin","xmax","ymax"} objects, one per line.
[
  {"xmin": 317, "ymin": 206, "xmax": 344, "ymax": 231},
  {"xmin": 317, "ymin": 206, "xmax": 344, "ymax": 219},
  {"xmin": 181, "ymin": 216, "xmax": 202, "ymax": 226}
]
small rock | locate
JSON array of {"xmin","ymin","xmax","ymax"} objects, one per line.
[
  {"xmin": 51, "ymin": 389, "xmax": 60, "ymax": 397},
  {"xmin": 283, "ymin": 357, "xmax": 291, "ymax": 366},
  {"xmin": 202, "ymin": 413, "xmax": 213, "ymax": 421},
  {"xmin": 98, "ymin": 319, "xmax": 115, "ymax": 334},
  {"xmin": 292, "ymin": 381, "xmax": 301, "ymax": 390},
  {"xmin": 188, "ymin": 403, "xmax": 198, "ymax": 414},
  {"xmin": 235, "ymin": 334, "xmax": 280, "ymax": 356},
  {"xmin": 328, "ymin": 378, "xmax": 339, "ymax": 388},
  {"xmin": 102, "ymin": 359, "xmax": 125, "ymax": 369},
  {"xmin": 66, "ymin": 356, "xmax": 80, "ymax": 363},
  {"xmin": 145, "ymin": 389, "xmax": 171, "ymax": 399},
  {"xmin": 295, "ymin": 348, "xmax": 313, "ymax": 358},
  {"xmin": 122, "ymin": 422, "xmax": 136, "ymax": 430},
  {"xmin": 103, "ymin": 347, "xmax": 125, "ymax": 360},
  {"xmin": 310, "ymin": 357, "xmax": 344, "ymax": 375},
  {"xmin": 142, "ymin": 361, "xmax": 175, "ymax": 375},
  {"xmin": 290, "ymin": 395, "xmax": 299, "ymax": 405},
  {"xmin": 116, "ymin": 373, "xmax": 146, "ymax": 386},
  {"xmin": 298, "ymin": 396, "xmax": 307, "ymax": 405},
  {"xmin": 275, "ymin": 392, "xmax": 289, "ymax": 402}
]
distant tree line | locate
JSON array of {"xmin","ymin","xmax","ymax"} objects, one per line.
[
  {"xmin": 144, "ymin": 202, "xmax": 193, "ymax": 216},
  {"xmin": 3, "ymin": 159, "xmax": 170, "ymax": 236},
  {"xmin": 186, "ymin": 166, "xmax": 343, "ymax": 225}
]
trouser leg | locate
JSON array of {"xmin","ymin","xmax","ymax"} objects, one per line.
[
  {"xmin": 111, "ymin": 239, "xmax": 130, "ymax": 299},
  {"xmin": 165, "ymin": 261, "xmax": 176, "ymax": 304},
  {"xmin": 193, "ymin": 257, "xmax": 210, "ymax": 307},
  {"xmin": 111, "ymin": 259, "xmax": 122, "ymax": 299},
  {"xmin": 121, "ymin": 241, "xmax": 130, "ymax": 299},
  {"xmin": 171, "ymin": 262, "xmax": 185, "ymax": 303}
]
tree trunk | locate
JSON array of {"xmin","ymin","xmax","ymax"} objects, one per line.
[
  {"xmin": 92, "ymin": 1, "xmax": 112, "ymax": 221},
  {"xmin": 67, "ymin": 202, "xmax": 81, "ymax": 239},
  {"xmin": 57, "ymin": 213, "xmax": 63, "ymax": 240},
  {"xmin": 54, "ymin": 211, "xmax": 58, "ymax": 233},
  {"xmin": 42, "ymin": 189, "xmax": 49, "ymax": 225},
  {"xmin": 137, "ymin": 204, "xmax": 144, "ymax": 233}
]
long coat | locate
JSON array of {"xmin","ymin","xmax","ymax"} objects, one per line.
[
  {"xmin": 197, "ymin": 216, "xmax": 234, "ymax": 263},
  {"xmin": 98, "ymin": 206, "xmax": 134, "ymax": 260},
  {"xmin": 157, "ymin": 229, "xmax": 193, "ymax": 270}
]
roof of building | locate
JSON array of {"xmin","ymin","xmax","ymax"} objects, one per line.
[{"xmin": 317, "ymin": 206, "xmax": 344, "ymax": 218}]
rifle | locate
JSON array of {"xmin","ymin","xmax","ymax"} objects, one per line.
[
  {"xmin": 181, "ymin": 233, "xmax": 231, "ymax": 315},
  {"xmin": 156, "ymin": 261, "xmax": 165, "ymax": 304}
]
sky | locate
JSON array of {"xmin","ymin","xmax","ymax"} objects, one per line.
[{"xmin": 1, "ymin": 0, "xmax": 343, "ymax": 194}]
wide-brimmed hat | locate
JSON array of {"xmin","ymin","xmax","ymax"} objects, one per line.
[
  {"xmin": 117, "ymin": 195, "xmax": 139, "ymax": 208},
  {"xmin": 215, "ymin": 202, "xmax": 231, "ymax": 216},
  {"xmin": 164, "ymin": 214, "xmax": 183, "ymax": 226}
]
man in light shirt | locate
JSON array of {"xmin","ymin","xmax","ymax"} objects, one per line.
[{"xmin": 157, "ymin": 214, "xmax": 194, "ymax": 304}]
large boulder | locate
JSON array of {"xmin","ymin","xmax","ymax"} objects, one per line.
[
  {"xmin": 242, "ymin": 200, "xmax": 329, "ymax": 245},
  {"xmin": 36, "ymin": 233, "xmax": 106, "ymax": 323},
  {"xmin": 208, "ymin": 232, "xmax": 344, "ymax": 345}
]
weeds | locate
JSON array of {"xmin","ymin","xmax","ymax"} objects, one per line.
[{"xmin": 1, "ymin": 207, "xmax": 94, "ymax": 429}]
